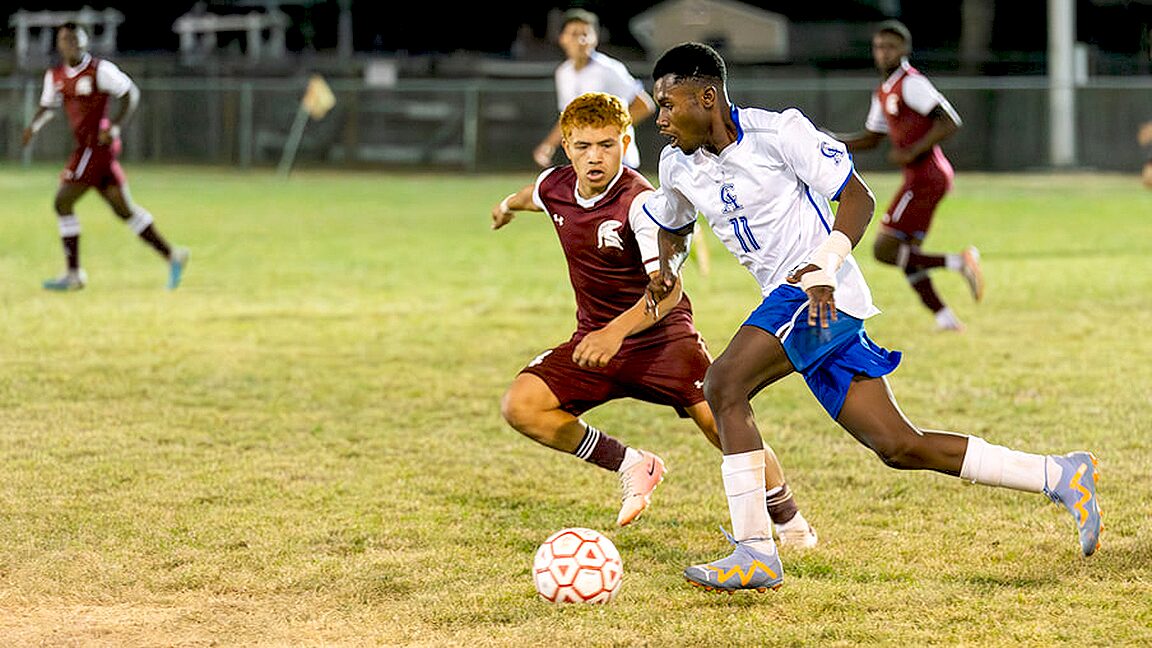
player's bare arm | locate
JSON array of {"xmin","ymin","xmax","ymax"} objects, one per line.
[
  {"xmin": 889, "ymin": 105, "xmax": 960, "ymax": 165},
  {"xmin": 490, "ymin": 185, "xmax": 539, "ymax": 229},
  {"xmin": 23, "ymin": 106, "xmax": 56, "ymax": 147},
  {"xmin": 645, "ymin": 226, "xmax": 691, "ymax": 314},
  {"xmin": 836, "ymin": 129, "xmax": 885, "ymax": 153},
  {"xmin": 787, "ymin": 171, "xmax": 875, "ymax": 327},
  {"xmin": 100, "ymin": 82, "xmax": 140, "ymax": 146},
  {"xmin": 573, "ymin": 272, "xmax": 683, "ymax": 369}
]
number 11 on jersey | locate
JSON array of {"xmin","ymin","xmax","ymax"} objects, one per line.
[{"xmin": 729, "ymin": 216, "xmax": 760, "ymax": 252}]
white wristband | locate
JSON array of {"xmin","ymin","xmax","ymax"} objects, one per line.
[
  {"xmin": 498, "ymin": 193, "xmax": 516, "ymax": 215},
  {"xmin": 807, "ymin": 230, "xmax": 852, "ymax": 274},
  {"xmin": 107, "ymin": 124, "xmax": 121, "ymax": 139},
  {"xmin": 800, "ymin": 268, "xmax": 837, "ymax": 291}
]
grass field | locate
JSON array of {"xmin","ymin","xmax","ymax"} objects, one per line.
[{"xmin": 0, "ymin": 164, "xmax": 1150, "ymax": 646}]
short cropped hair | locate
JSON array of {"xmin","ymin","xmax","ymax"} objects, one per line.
[
  {"xmin": 560, "ymin": 92, "xmax": 631, "ymax": 139},
  {"xmin": 58, "ymin": 22, "xmax": 90, "ymax": 47},
  {"xmin": 875, "ymin": 19, "xmax": 912, "ymax": 48},
  {"xmin": 561, "ymin": 8, "xmax": 599, "ymax": 32},
  {"xmin": 652, "ymin": 42, "xmax": 727, "ymax": 85}
]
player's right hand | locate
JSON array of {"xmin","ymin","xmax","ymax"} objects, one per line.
[
  {"xmin": 21, "ymin": 127, "xmax": 34, "ymax": 148},
  {"xmin": 491, "ymin": 203, "xmax": 515, "ymax": 229},
  {"xmin": 644, "ymin": 272, "xmax": 676, "ymax": 318}
]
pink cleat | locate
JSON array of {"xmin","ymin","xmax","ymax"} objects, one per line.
[{"xmin": 616, "ymin": 450, "xmax": 666, "ymax": 526}]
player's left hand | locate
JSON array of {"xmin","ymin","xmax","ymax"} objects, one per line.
[
  {"xmin": 97, "ymin": 129, "xmax": 113, "ymax": 146},
  {"xmin": 787, "ymin": 263, "xmax": 838, "ymax": 328},
  {"xmin": 573, "ymin": 329, "xmax": 623, "ymax": 369}
]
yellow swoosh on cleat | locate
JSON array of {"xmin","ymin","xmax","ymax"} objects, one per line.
[
  {"xmin": 705, "ymin": 561, "xmax": 778, "ymax": 586},
  {"xmin": 1070, "ymin": 464, "xmax": 1094, "ymax": 527}
]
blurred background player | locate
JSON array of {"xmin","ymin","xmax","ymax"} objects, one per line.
[
  {"xmin": 1139, "ymin": 120, "xmax": 1152, "ymax": 188},
  {"xmin": 835, "ymin": 20, "xmax": 982, "ymax": 331},
  {"xmin": 22, "ymin": 22, "xmax": 189, "ymax": 292},
  {"xmin": 493, "ymin": 92, "xmax": 815, "ymax": 544},
  {"xmin": 532, "ymin": 7, "xmax": 710, "ymax": 276}
]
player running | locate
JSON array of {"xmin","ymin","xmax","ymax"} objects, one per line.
[
  {"xmin": 22, "ymin": 22, "xmax": 188, "ymax": 291},
  {"xmin": 642, "ymin": 42, "xmax": 1101, "ymax": 593},
  {"xmin": 491, "ymin": 92, "xmax": 816, "ymax": 545},
  {"xmin": 835, "ymin": 20, "xmax": 982, "ymax": 331}
]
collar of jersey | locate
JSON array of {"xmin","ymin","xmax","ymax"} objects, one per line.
[
  {"xmin": 63, "ymin": 53, "xmax": 93, "ymax": 78},
  {"xmin": 730, "ymin": 105, "xmax": 744, "ymax": 143},
  {"xmin": 573, "ymin": 165, "xmax": 625, "ymax": 209},
  {"xmin": 881, "ymin": 59, "xmax": 911, "ymax": 93}
]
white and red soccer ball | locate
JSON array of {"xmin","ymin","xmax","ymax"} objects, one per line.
[{"xmin": 532, "ymin": 527, "xmax": 622, "ymax": 603}]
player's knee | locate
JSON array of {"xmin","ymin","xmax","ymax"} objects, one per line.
[
  {"xmin": 872, "ymin": 237, "xmax": 901, "ymax": 266},
  {"xmin": 701, "ymin": 370, "xmax": 739, "ymax": 412},
  {"xmin": 54, "ymin": 196, "xmax": 74, "ymax": 215},
  {"xmin": 499, "ymin": 388, "xmax": 541, "ymax": 435}
]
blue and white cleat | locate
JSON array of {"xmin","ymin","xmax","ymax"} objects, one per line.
[
  {"xmin": 1044, "ymin": 452, "xmax": 1102, "ymax": 557},
  {"xmin": 684, "ymin": 528, "xmax": 784, "ymax": 593},
  {"xmin": 168, "ymin": 247, "xmax": 189, "ymax": 290},
  {"xmin": 42, "ymin": 269, "xmax": 87, "ymax": 292}
]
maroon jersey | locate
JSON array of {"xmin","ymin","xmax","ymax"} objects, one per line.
[
  {"xmin": 49, "ymin": 58, "xmax": 112, "ymax": 148},
  {"xmin": 535, "ymin": 166, "xmax": 693, "ymax": 341},
  {"xmin": 872, "ymin": 63, "xmax": 955, "ymax": 179}
]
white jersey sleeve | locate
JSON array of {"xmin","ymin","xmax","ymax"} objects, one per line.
[
  {"xmin": 777, "ymin": 108, "xmax": 854, "ymax": 200},
  {"xmin": 902, "ymin": 74, "xmax": 961, "ymax": 125},
  {"xmin": 96, "ymin": 60, "xmax": 134, "ymax": 98},
  {"xmin": 864, "ymin": 93, "xmax": 887, "ymax": 133},
  {"xmin": 40, "ymin": 70, "xmax": 60, "ymax": 108},
  {"xmin": 531, "ymin": 167, "xmax": 558, "ymax": 210},
  {"xmin": 626, "ymin": 190, "xmax": 659, "ymax": 274},
  {"xmin": 642, "ymin": 149, "xmax": 698, "ymax": 234}
]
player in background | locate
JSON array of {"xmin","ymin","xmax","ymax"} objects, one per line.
[
  {"xmin": 532, "ymin": 8, "xmax": 711, "ymax": 276},
  {"xmin": 22, "ymin": 22, "xmax": 188, "ymax": 292},
  {"xmin": 642, "ymin": 42, "xmax": 1101, "ymax": 593},
  {"xmin": 834, "ymin": 20, "xmax": 982, "ymax": 331},
  {"xmin": 1139, "ymin": 120, "xmax": 1152, "ymax": 188},
  {"xmin": 492, "ymin": 92, "xmax": 816, "ymax": 545}
]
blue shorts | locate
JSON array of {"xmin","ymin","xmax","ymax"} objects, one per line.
[{"xmin": 743, "ymin": 285, "xmax": 902, "ymax": 418}]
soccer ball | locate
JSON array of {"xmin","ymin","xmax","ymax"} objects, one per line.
[{"xmin": 532, "ymin": 527, "xmax": 623, "ymax": 603}]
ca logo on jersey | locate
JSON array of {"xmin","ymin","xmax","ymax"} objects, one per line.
[
  {"xmin": 820, "ymin": 141, "xmax": 846, "ymax": 165},
  {"xmin": 720, "ymin": 183, "xmax": 742, "ymax": 214},
  {"xmin": 75, "ymin": 76, "xmax": 93, "ymax": 96},
  {"xmin": 597, "ymin": 220, "xmax": 624, "ymax": 251}
]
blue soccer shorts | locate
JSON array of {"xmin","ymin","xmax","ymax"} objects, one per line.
[{"xmin": 743, "ymin": 284, "xmax": 902, "ymax": 418}]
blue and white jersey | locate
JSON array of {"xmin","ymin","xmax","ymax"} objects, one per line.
[{"xmin": 644, "ymin": 106, "xmax": 880, "ymax": 320}]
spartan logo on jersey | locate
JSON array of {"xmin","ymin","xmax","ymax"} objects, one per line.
[
  {"xmin": 75, "ymin": 76, "xmax": 94, "ymax": 96},
  {"xmin": 820, "ymin": 141, "xmax": 846, "ymax": 165},
  {"xmin": 596, "ymin": 220, "xmax": 624, "ymax": 251},
  {"xmin": 720, "ymin": 183, "xmax": 742, "ymax": 214},
  {"xmin": 551, "ymin": 212, "xmax": 565, "ymax": 227}
]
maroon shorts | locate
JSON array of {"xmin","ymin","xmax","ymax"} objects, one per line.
[
  {"xmin": 880, "ymin": 162, "xmax": 953, "ymax": 242},
  {"xmin": 520, "ymin": 330, "xmax": 712, "ymax": 417},
  {"xmin": 61, "ymin": 144, "xmax": 125, "ymax": 189}
]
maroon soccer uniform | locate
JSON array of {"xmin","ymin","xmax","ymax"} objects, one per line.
[
  {"xmin": 40, "ymin": 55, "xmax": 132, "ymax": 188},
  {"xmin": 520, "ymin": 166, "xmax": 710, "ymax": 416},
  {"xmin": 867, "ymin": 61, "xmax": 958, "ymax": 241}
]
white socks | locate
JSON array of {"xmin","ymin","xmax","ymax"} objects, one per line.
[
  {"xmin": 722, "ymin": 450, "xmax": 776, "ymax": 553},
  {"xmin": 960, "ymin": 436, "xmax": 1061, "ymax": 492}
]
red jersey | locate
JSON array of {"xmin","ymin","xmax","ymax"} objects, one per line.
[
  {"xmin": 534, "ymin": 166, "xmax": 693, "ymax": 341},
  {"xmin": 867, "ymin": 61, "xmax": 957, "ymax": 178},
  {"xmin": 42, "ymin": 55, "xmax": 133, "ymax": 148}
]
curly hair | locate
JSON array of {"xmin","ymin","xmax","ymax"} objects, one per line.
[{"xmin": 560, "ymin": 92, "xmax": 631, "ymax": 139}]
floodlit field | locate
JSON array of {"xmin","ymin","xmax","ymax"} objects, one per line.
[{"xmin": 0, "ymin": 165, "xmax": 1149, "ymax": 646}]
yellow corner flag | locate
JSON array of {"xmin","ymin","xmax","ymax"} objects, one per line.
[{"xmin": 301, "ymin": 74, "xmax": 336, "ymax": 120}]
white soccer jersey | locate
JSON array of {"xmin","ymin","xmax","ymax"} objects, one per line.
[
  {"xmin": 555, "ymin": 51, "xmax": 646, "ymax": 168},
  {"xmin": 644, "ymin": 106, "xmax": 880, "ymax": 319}
]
